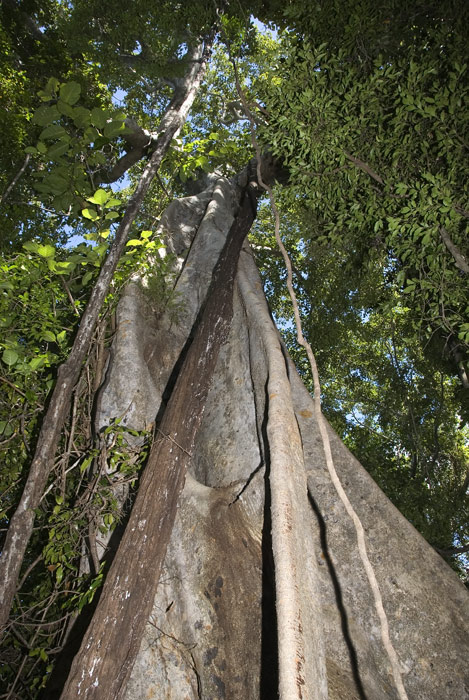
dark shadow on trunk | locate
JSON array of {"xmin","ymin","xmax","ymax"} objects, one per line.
[
  {"xmin": 260, "ymin": 381, "xmax": 278, "ymax": 699},
  {"xmin": 307, "ymin": 490, "xmax": 368, "ymax": 700}
]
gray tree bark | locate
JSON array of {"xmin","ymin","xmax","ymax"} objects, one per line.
[{"xmin": 82, "ymin": 173, "xmax": 468, "ymax": 699}]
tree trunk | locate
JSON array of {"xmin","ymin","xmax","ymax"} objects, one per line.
[
  {"xmin": 0, "ymin": 39, "xmax": 212, "ymax": 628},
  {"xmin": 53, "ymin": 172, "xmax": 469, "ymax": 699},
  {"xmin": 59, "ymin": 166, "xmax": 260, "ymax": 700}
]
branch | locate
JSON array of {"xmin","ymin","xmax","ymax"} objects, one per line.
[
  {"xmin": 97, "ymin": 119, "xmax": 154, "ymax": 183},
  {"xmin": 440, "ymin": 227, "xmax": 469, "ymax": 274},
  {"xmin": 435, "ymin": 544, "xmax": 469, "ymax": 556},
  {"xmin": 343, "ymin": 150, "xmax": 385, "ymax": 185},
  {"xmin": 99, "ymin": 45, "xmax": 205, "ymax": 183},
  {"xmin": 0, "ymin": 154, "xmax": 30, "ymax": 205},
  {"xmin": 121, "ymin": 118, "xmax": 153, "ymax": 150}
]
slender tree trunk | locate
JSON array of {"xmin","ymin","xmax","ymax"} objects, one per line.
[{"xmin": 0, "ymin": 38, "xmax": 212, "ymax": 629}]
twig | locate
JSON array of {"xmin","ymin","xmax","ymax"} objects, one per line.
[
  {"xmin": 0, "ymin": 430, "xmax": 18, "ymax": 447},
  {"xmin": 5, "ymin": 652, "xmax": 28, "ymax": 700},
  {"xmin": 435, "ymin": 543, "xmax": 469, "ymax": 556},
  {"xmin": 0, "ymin": 376, "xmax": 27, "ymax": 399},
  {"xmin": 343, "ymin": 150, "xmax": 385, "ymax": 184},
  {"xmin": 155, "ymin": 428, "xmax": 193, "ymax": 457},
  {"xmin": 60, "ymin": 277, "xmax": 80, "ymax": 316},
  {"xmin": 439, "ymin": 227, "xmax": 469, "ymax": 274},
  {"xmin": 88, "ymin": 517, "xmax": 100, "ymax": 576},
  {"xmin": 17, "ymin": 554, "xmax": 43, "ymax": 591},
  {"xmin": 156, "ymin": 172, "xmax": 173, "ymax": 200},
  {"xmin": 0, "ymin": 154, "xmax": 31, "ymax": 205}
]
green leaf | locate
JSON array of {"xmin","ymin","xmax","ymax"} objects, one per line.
[
  {"xmin": 55, "ymin": 565, "xmax": 64, "ymax": 585},
  {"xmin": 87, "ymin": 188, "xmax": 109, "ymax": 205},
  {"xmin": 30, "ymin": 356, "xmax": 45, "ymax": 370},
  {"xmin": 80, "ymin": 455, "xmax": 94, "ymax": 473},
  {"xmin": 82, "ymin": 270, "xmax": 94, "ymax": 285},
  {"xmin": 104, "ymin": 513, "xmax": 114, "ymax": 526},
  {"xmin": 103, "ymin": 120, "xmax": 126, "ymax": 138},
  {"xmin": 82, "ymin": 208, "xmax": 99, "ymax": 221},
  {"xmin": 104, "ymin": 198, "xmax": 121, "ymax": 208},
  {"xmin": 42, "ymin": 330, "xmax": 56, "ymax": 342},
  {"xmin": 59, "ymin": 81, "xmax": 81, "ymax": 105},
  {"xmin": 45, "ymin": 174, "xmax": 69, "ymax": 195},
  {"xmin": 55, "ymin": 260, "xmax": 75, "ymax": 271},
  {"xmin": 32, "ymin": 104, "xmax": 60, "ymax": 126},
  {"xmin": 195, "ymin": 155, "xmax": 210, "ymax": 171},
  {"xmin": 48, "ymin": 140, "xmax": 70, "ymax": 160},
  {"xmin": 83, "ymin": 126, "xmax": 100, "ymax": 143},
  {"xmin": 90, "ymin": 107, "xmax": 110, "ymax": 129},
  {"xmin": 57, "ymin": 98, "xmax": 76, "ymax": 117},
  {"xmin": 2, "ymin": 349, "xmax": 18, "ymax": 366},
  {"xmin": 38, "ymin": 77, "xmax": 60, "ymax": 98},
  {"xmin": 0, "ymin": 420, "xmax": 13, "ymax": 437},
  {"xmin": 73, "ymin": 106, "xmax": 91, "ymax": 129},
  {"xmin": 46, "ymin": 77, "xmax": 60, "ymax": 93},
  {"xmin": 105, "ymin": 210, "xmax": 119, "ymax": 220},
  {"xmin": 39, "ymin": 124, "xmax": 67, "ymax": 140},
  {"xmin": 23, "ymin": 241, "xmax": 40, "ymax": 253},
  {"xmin": 37, "ymin": 244, "xmax": 56, "ymax": 258}
]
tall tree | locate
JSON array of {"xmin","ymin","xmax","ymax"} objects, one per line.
[{"xmin": 0, "ymin": 2, "xmax": 467, "ymax": 698}]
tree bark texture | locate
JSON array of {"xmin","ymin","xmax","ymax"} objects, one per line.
[
  {"xmin": 54, "ymin": 173, "xmax": 469, "ymax": 699},
  {"xmin": 59, "ymin": 170, "xmax": 260, "ymax": 699},
  {"xmin": 0, "ymin": 38, "xmax": 212, "ymax": 629}
]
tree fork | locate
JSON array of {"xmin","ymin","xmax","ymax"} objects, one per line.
[
  {"xmin": 58, "ymin": 174, "xmax": 260, "ymax": 700},
  {"xmin": 0, "ymin": 38, "xmax": 212, "ymax": 629}
]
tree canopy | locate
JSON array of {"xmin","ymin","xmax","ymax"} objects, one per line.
[{"xmin": 0, "ymin": 0, "xmax": 468, "ymax": 696}]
